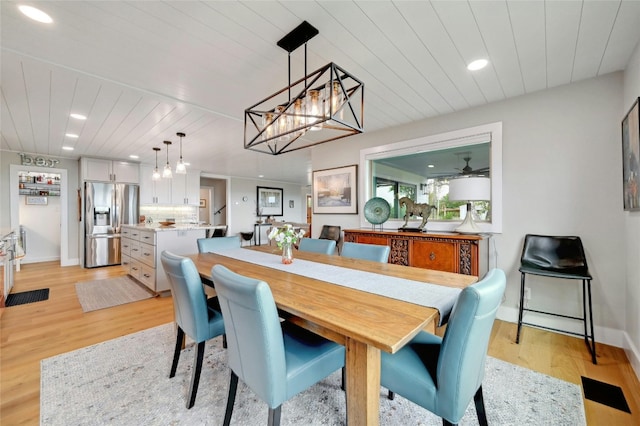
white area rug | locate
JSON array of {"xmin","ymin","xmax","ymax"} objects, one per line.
[
  {"xmin": 40, "ymin": 324, "xmax": 586, "ymax": 425},
  {"xmin": 75, "ymin": 275, "xmax": 154, "ymax": 312}
]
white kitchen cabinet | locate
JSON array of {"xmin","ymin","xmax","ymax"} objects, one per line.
[
  {"xmin": 139, "ymin": 165, "xmax": 171, "ymax": 204},
  {"xmin": 122, "ymin": 225, "xmax": 207, "ymax": 293},
  {"xmin": 81, "ymin": 158, "xmax": 139, "ymax": 183},
  {"xmin": 171, "ymin": 170, "xmax": 201, "ymax": 205}
]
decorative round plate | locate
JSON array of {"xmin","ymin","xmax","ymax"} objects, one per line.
[{"xmin": 363, "ymin": 197, "xmax": 391, "ymax": 225}]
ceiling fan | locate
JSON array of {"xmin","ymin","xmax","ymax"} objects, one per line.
[{"xmin": 455, "ymin": 156, "xmax": 489, "ymax": 175}]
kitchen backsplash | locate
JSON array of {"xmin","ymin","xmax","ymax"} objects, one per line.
[{"xmin": 139, "ymin": 205, "xmax": 199, "ymax": 224}]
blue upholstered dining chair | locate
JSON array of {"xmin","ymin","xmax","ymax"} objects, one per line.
[
  {"xmin": 298, "ymin": 237, "xmax": 336, "ymax": 255},
  {"xmin": 160, "ymin": 251, "xmax": 226, "ymax": 409},
  {"xmin": 196, "ymin": 235, "xmax": 240, "ymax": 253},
  {"xmin": 341, "ymin": 241, "xmax": 390, "ymax": 263},
  {"xmin": 381, "ymin": 269, "xmax": 506, "ymax": 426},
  {"xmin": 211, "ymin": 264, "xmax": 346, "ymax": 426}
]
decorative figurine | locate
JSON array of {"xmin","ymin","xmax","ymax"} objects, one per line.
[{"xmin": 399, "ymin": 197, "xmax": 437, "ymax": 230}]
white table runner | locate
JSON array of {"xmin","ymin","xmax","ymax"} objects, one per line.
[{"xmin": 211, "ymin": 248, "xmax": 461, "ymax": 326}]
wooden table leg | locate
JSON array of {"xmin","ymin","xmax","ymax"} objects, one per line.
[{"xmin": 345, "ymin": 337, "xmax": 380, "ymax": 426}]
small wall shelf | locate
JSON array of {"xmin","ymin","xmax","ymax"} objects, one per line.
[{"xmin": 18, "ymin": 171, "xmax": 61, "ymax": 196}]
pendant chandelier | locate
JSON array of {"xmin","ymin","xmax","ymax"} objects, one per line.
[
  {"xmin": 152, "ymin": 147, "xmax": 161, "ymax": 180},
  {"xmin": 244, "ymin": 21, "xmax": 364, "ymax": 155},
  {"xmin": 175, "ymin": 132, "xmax": 187, "ymax": 174},
  {"xmin": 162, "ymin": 140, "xmax": 173, "ymax": 179}
]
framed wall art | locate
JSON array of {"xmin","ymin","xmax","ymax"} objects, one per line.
[
  {"xmin": 622, "ymin": 97, "xmax": 640, "ymax": 211},
  {"xmin": 313, "ymin": 165, "xmax": 358, "ymax": 214},
  {"xmin": 26, "ymin": 196, "xmax": 48, "ymax": 205},
  {"xmin": 257, "ymin": 186, "xmax": 283, "ymax": 216}
]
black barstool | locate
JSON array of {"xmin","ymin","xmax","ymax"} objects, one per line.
[
  {"xmin": 240, "ymin": 232, "xmax": 254, "ymax": 247},
  {"xmin": 516, "ymin": 234, "xmax": 596, "ymax": 364}
]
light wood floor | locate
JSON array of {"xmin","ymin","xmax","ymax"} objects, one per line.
[{"xmin": 1, "ymin": 261, "xmax": 639, "ymax": 425}]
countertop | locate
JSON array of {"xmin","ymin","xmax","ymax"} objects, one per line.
[{"xmin": 122, "ymin": 224, "xmax": 221, "ymax": 232}]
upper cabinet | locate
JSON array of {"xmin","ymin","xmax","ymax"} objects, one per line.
[
  {"xmin": 81, "ymin": 158, "xmax": 140, "ymax": 183},
  {"xmin": 139, "ymin": 165, "xmax": 171, "ymax": 204},
  {"xmin": 139, "ymin": 166, "xmax": 200, "ymax": 205},
  {"xmin": 172, "ymin": 170, "xmax": 201, "ymax": 205}
]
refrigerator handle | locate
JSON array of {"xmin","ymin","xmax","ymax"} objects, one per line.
[
  {"xmin": 113, "ymin": 184, "xmax": 120, "ymax": 233},
  {"xmin": 85, "ymin": 182, "xmax": 94, "ymax": 234}
]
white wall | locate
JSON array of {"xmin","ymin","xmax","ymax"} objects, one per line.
[
  {"xmin": 313, "ymin": 72, "xmax": 627, "ymax": 346},
  {"xmin": 623, "ymin": 40, "xmax": 640, "ymax": 377},
  {"xmin": 228, "ymin": 177, "xmax": 307, "ymax": 239},
  {"xmin": 19, "ymin": 196, "xmax": 61, "ymax": 262}
]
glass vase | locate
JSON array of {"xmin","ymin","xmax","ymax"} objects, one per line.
[{"xmin": 281, "ymin": 243, "xmax": 293, "ymax": 264}]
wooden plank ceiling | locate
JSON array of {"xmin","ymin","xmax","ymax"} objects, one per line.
[{"xmin": 2, "ymin": 1, "xmax": 640, "ymax": 184}]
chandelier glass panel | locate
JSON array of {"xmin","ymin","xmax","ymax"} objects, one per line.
[{"xmin": 244, "ymin": 21, "xmax": 364, "ymax": 155}]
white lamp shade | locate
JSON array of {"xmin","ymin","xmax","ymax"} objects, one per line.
[{"xmin": 449, "ymin": 177, "xmax": 490, "ymax": 201}]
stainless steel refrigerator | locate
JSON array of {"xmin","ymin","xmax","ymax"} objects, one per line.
[{"xmin": 85, "ymin": 182, "xmax": 139, "ymax": 268}]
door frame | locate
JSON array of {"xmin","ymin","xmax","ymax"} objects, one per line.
[{"xmin": 10, "ymin": 164, "xmax": 71, "ymax": 266}]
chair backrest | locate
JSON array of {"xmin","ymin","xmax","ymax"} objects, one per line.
[
  {"xmin": 520, "ymin": 234, "xmax": 588, "ymax": 272},
  {"xmin": 211, "ymin": 226, "xmax": 228, "ymax": 237},
  {"xmin": 197, "ymin": 235, "xmax": 240, "ymax": 253},
  {"xmin": 319, "ymin": 225, "xmax": 341, "ymax": 243},
  {"xmin": 160, "ymin": 250, "xmax": 212, "ymax": 342},
  {"xmin": 211, "ymin": 265, "xmax": 287, "ymax": 408},
  {"xmin": 436, "ymin": 269, "xmax": 506, "ymax": 421},
  {"xmin": 298, "ymin": 238, "xmax": 336, "ymax": 255},
  {"xmin": 341, "ymin": 241, "xmax": 390, "ymax": 263}
]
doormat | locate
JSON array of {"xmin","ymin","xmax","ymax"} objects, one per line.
[
  {"xmin": 6, "ymin": 288, "xmax": 50, "ymax": 307},
  {"xmin": 581, "ymin": 376, "xmax": 631, "ymax": 413}
]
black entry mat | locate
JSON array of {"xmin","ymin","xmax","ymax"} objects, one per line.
[
  {"xmin": 581, "ymin": 376, "xmax": 631, "ymax": 413},
  {"xmin": 6, "ymin": 288, "xmax": 50, "ymax": 307}
]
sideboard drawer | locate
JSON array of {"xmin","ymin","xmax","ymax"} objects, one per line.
[
  {"xmin": 356, "ymin": 235, "xmax": 390, "ymax": 246},
  {"xmin": 410, "ymin": 240, "xmax": 456, "ymax": 272}
]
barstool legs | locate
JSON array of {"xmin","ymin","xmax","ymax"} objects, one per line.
[
  {"xmin": 516, "ymin": 273, "xmax": 526, "ymax": 344},
  {"xmin": 584, "ymin": 279, "xmax": 597, "ymax": 364},
  {"xmin": 515, "ymin": 275, "xmax": 596, "ymax": 365}
]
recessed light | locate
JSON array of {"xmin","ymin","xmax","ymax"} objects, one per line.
[
  {"xmin": 70, "ymin": 113, "xmax": 87, "ymax": 120},
  {"xmin": 258, "ymin": 175, "xmax": 264, "ymax": 178},
  {"xmin": 62, "ymin": 146, "xmax": 74, "ymax": 151},
  {"xmin": 18, "ymin": 5, "xmax": 53, "ymax": 23},
  {"xmin": 65, "ymin": 133, "xmax": 79, "ymax": 138},
  {"xmin": 467, "ymin": 59, "xmax": 488, "ymax": 71},
  {"xmin": 129, "ymin": 155, "xmax": 139, "ymax": 159},
  {"xmin": 428, "ymin": 164, "xmax": 435, "ymax": 168}
]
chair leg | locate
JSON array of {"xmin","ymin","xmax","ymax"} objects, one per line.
[
  {"xmin": 268, "ymin": 406, "xmax": 282, "ymax": 426},
  {"xmin": 584, "ymin": 280, "xmax": 597, "ymax": 364},
  {"xmin": 223, "ymin": 371, "xmax": 239, "ymax": 426},
  {"xmin": 474, "ymin": 385, "xmax": 488, "ymax": 426},
  {"xmin": 186, "ymin": 341, "xmax": 206, "ymax": 409},
  {"xmin": 515, "ymin": 273, "xmax": 526, "ymax": 344},
  {"xmin": 388, "ymin": 390, "xmax": 395, "ymax": 400},
  {"xmin": 341, "ymin": 367, "xmax": 345, "ymax": 391},
  {"xmin": 169, "ymin": 326, "xmax": 185, "ymax": 378},
  {"xmin": 442, "ymin": 419, "xmax": 455, "ymax": 426},
  {"xmin": 223, "ymin": 333, "xmax": 227, "ymax": 349}
]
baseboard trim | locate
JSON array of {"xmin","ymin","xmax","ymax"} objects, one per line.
[
  {"xmin": 497, "ymin": 306, "xmax": 624, "ymax": 349},
  {"xmin": 623, "ymin": 332, "xmax": 640, "ymax": 382}
]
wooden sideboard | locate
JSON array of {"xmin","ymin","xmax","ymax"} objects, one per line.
[{"xmin": 343, "ymin": 229, "xmax": 488, "ymax": 277}]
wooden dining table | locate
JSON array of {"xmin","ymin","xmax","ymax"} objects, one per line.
[{"xmin": 188, "ymin": 245, "xmax": 477, "ymax": 426}]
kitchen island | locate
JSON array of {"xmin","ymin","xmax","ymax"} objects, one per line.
[{"xmin": 121, "ymin": 224, "xmax": 217, "ymax": 294}]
